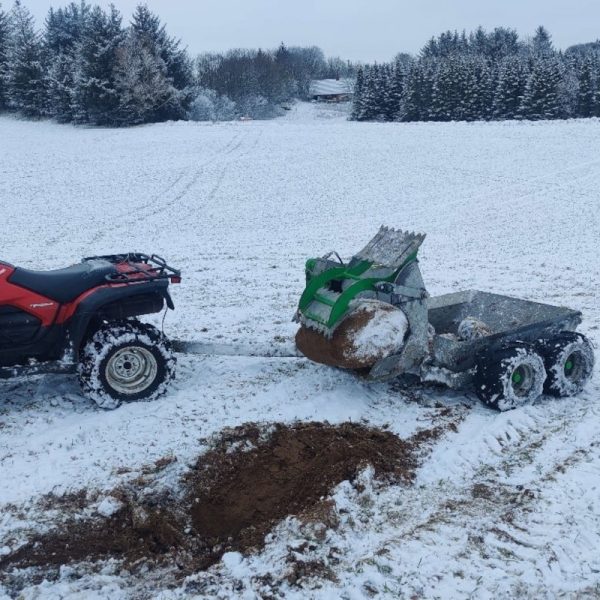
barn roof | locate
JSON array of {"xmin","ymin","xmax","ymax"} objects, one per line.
[{"xmin": 310, "ymin": 79, "xmax": 354, "ymax": 96}]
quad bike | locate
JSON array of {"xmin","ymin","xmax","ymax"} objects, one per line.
[
  {"xmin": 294, "ymin": 227, "xmax": 595, "ymax": 411},
  {"xmin": 0, "ymin": 254, "xmax": 181, "ymax": 409}
]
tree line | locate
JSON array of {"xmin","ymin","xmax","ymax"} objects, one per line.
[
  {"xmin": 351, "ymin": 27, "xmax": 600, "ymax": 122},
  {"xmin": 0, "ymin": 0, "xmax": 355, "ymax": 125}
]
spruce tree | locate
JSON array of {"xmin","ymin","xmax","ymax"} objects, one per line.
[
  {"xmin": 471, "ymin": 58, "xmax": 494, "ymax": 120},
  {"xmin": 380, "ymin": 63, "xmax": 397, "ymax": 120},
  {"xmin": 493, "ymin": 56, "xmax": 529, "ymax": 119},
  {"xmin": 387, "ymin": 58, "xmax": 406, "ymax": 120},
  {"xmin": 129, "ymin": 4, "xmax": 193, "ymax": 120},
  {"xmin": 72, "ymin": 5, "xmax": 124, "ymax": 124},
  {"xmin": 362, "ymin": 65, "xmax": 380, "ymax": 121},
  {"xmin": 44, "ymin": 2, "xmax": 90, "ymax": 121},
  {"xmin": 532, "ymin": 26, "xmax": 553, "ymax": 58},
  {"xmin": 350, "ymin": 66, "xmax": 365, "ymax": 120},
  {"xmin": 431, "ymin": 58, "xmax": 466, "ymax": 120},
  {"xmin": 461, "ymin": 57, "xmax": 480, "ymax": 120},
  {"xmin": 519, "ymin": 57, "xmax": 563, "ymax": 120},
  {"xmin": 6, "ymin": 0, "xmax": 46, "ymax": 116},
  {"xmin": 0, "ymin": 3, "xmax": 9, "ymax": 109},
  {"xmin": 576, "ymin": 57, "xmax": 595, "ymax": 117},
  {"xmin": 402, "ymin": 61, "xmax": 434, "ymax": 121},
  {"xmin": 115, "ymin": 31, "xmax": 173, "ymax": 125}
]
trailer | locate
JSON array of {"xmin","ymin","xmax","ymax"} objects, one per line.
[{"xmin": 295, "ymin": 227, "xmax": 595, "ymax": 411}]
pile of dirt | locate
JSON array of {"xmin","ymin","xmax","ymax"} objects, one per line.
[
  {"xmin": 186, "ymin": 421, "xmax": 415, "ymax": 547},
  {"xmin": 296, "ymin": 301, "xmax": 407, "ymax": 370},
  {"xmin": 0, "ymin": 422, "xmax": 419, "ymax": 578}
]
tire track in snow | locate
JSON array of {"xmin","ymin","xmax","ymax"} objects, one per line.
[
  {"xmin": 87, "ymin": 131, "xmax": 246, "ymax": 245},
  {"xmin": 172, "ymin": 126, "xmax": 266, "ymax": 224},
  {"xmin": 369, "ymin": 397, "xmax": 600, "ymax": 595}
]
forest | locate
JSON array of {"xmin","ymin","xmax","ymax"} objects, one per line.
[{"xmin": 351, "ymin": 27, "xmax": 600, "ymax": 122}]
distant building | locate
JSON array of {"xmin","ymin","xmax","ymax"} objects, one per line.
[{"xmin": 310, "ymin": 79, "xmax": 354, "ymax": 102}]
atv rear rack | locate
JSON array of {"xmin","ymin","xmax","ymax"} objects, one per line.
[{"xmin": 83, "ymin": 253, "xmax": 182, "ymax": 284}]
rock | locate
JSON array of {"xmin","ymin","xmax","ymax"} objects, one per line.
[{"xmin": 296, "ymin": 300, "xmax": 408, "ymax": 369}]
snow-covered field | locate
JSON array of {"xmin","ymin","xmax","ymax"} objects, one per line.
[{"xmin": 1, "ymin": 102, "xmax": 599, "ymax": 598}]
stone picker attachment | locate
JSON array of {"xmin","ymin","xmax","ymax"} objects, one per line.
[{"xmin": 294, "ymin": 226, "xmax": 428, "ymax": 372}]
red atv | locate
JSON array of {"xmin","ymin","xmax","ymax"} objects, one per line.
[{"xmin": 0, "ymin": 254, "xmax": 181, "ymax": 409}]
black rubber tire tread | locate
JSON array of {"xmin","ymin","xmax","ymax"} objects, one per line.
[
  {"xmin": 538, "ymin": 332, "xmax": 594, "ymax": 397},
  {"xmin": 78, "ymin": 320, "xmax": 175, "ymax": 409},
  {"xmin": 474, "ymin": 344, "xmax": 546, "ymax": 411}
]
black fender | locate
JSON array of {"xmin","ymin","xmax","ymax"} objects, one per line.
[{"xmin": 65, "ymin": 281, "xmax": 172, "ymax": 361}]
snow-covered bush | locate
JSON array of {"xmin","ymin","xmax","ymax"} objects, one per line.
[
  {"xmin": 236, "ymin": 94, "xmax": 283, "ymax": 120},
  {"xmin": 188, "ymin": 88, "xmax": 236, "ymax": 122}
]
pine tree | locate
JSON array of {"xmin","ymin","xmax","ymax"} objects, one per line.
[
  {"xmin": 350, "ymin": 66, "xmax": 366, "ymax": 120},
  {"xmin": 0, "ymin": 3, "xmax": 10, "ymax": 109},
  {"xmin": 473, "ymin": 59, "xmax": 494, "ymax": 120},
  {"xmin": 360, "ymin": 65, "xmax": 380, "ymax": 121},
  {"xmin": 532, "ymin": 26, "xmax": 553, "ymax": 58},
  {"xmin": 461, "ymin": 57, "xmax": 481, "ymax": 120},
  {"xmin": 6, "ymin": 1, "xmax": 46, "ymax": 116},
  {"xmin": 129, "ymin": 4, "xmax": 193, "ymax": 120},
  {"xmin": 72, "ymin": 5, "xmax": 124, "ymax": 124},
  {"xmin": 402, "ymin": 61, "xmax": 434, "ymax": 121},
  {"xmin": 387, "ymin": 58, "xmax": 407, "ymax": 120},
  {"xmin": 519, "ymin": 57, "xmax": 563, "ymax": 120},
  {"xmin": 115, "ymin": 31, "xmax": 173, "ymax": 124},
  {"xmin": 431, "ymin": 58, "xmax": 466, "ymax": 120},
  {"xmin": 380, "ymin": 63, "xmax": 396, "ymax": 120},
  {"xmin": 576, "ymin": 57, "xmax": 596, "ymax": 117},
  {"xmin": 493, "ymin": 56, "xmax": 529, "ymax": 119},
  {"xmin": 363, "ymin": 64, "xmax": 383, "ymax": 121},
  {"xmin": 44, "ymin": 2, "xmax": 90, "ymax": 121}
]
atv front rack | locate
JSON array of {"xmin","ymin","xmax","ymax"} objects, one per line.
[{"xmin": 83, "ymin": 253, "xmax": 182, "ymax": 284}]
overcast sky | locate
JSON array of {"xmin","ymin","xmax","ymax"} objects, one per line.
[{"xmin": 24, "ymin": 0, "xmax": 600, "ymax": 62}]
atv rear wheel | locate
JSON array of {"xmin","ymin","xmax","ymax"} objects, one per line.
[
  {"xmin": 474, "ymin": 345, "xmax": 546, "ymax": 411},
  {"xmin": 539, "ymin": 332, "xmax": 594, "ymax": 397},
  {"xmin": 78, "ymin": 320, "xmax": 175, "ymax": 409}
]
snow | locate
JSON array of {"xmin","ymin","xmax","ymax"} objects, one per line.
[
  {"xmin": 1, "ymin": 102, "xmax": 599, "ymax": 597},
  {"xmin": 348, "ymin": 301, "xmax": 408, "ymax": 360},
  {"xmin": 96, "ymin": 496, "xmax": 123, "ymax": 518}
]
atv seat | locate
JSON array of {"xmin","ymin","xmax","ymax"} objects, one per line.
[{"xmin": 9, "ymin": 259, "xmax": 117, "ymax": 304}]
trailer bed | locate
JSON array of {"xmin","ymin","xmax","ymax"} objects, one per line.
[{"xmin": 427, "ymin": 290, "xmax": 582, "ymax": 372}]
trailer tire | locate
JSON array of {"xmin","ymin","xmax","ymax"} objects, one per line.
[
  {"xmin": 78, "ymin": 320, "xmax": 175, "ymax": 409},
  {"xmin": 474, "ymin": 345, "xmax": 546, "ymax": 411},
  {"xmin": 538, "ymin": 332, "xmax": 594, "ymax": 397}
]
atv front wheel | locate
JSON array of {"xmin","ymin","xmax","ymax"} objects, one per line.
[
  {"xmin": 474, "ymin": 345, "xmax": 546, "ymax": 411},
  {"xmin": 78, "ymin": 320, "xmax": 175, "ymax": 409},
  {"xmin": 539, "ymin": 332, "xmax": 594, "ymax": 397}
]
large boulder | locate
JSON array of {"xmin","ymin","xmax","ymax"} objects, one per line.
[{"xmin": 296, "ymin": 300, "xmax": 408, "ymax": 370}]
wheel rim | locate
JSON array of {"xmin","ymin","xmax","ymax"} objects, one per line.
[
  {"xmin": 563, "ymin": 351, "xmax": 585, "ymax": 382},
  {"xmin": 105, "ymin": 346, "xmax": 158, "ymax": 395},
  {"xmin": 511, "ymin": 363, "xmax": 535, "ymax": 397}
]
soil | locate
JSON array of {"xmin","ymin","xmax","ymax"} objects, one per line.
[
  {"xmin": 186, "ymin": 422, "xmax": 414, "ymax": 547},
  {"xmin": 0, "ymin": 421, "xmax": 437, "ymax": 581},
  {"xmin": 296, "ymin": 303, "xmax": 403, "ymax": 370}
]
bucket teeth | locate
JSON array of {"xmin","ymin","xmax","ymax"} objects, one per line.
[
  {"xmin": 355, "ymin": 225, "xmax": 426, "ymax": 268},
  {"xmin": 297, "ymin": 315, "xmax": 334, "ymax": 338}
]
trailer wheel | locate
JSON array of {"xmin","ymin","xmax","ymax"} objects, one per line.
[
  {"xmin": 474, "ymin": 345, "xmax": 546, "ymax": 411},
  {"xmin": 78, "ymin": 320, "xmax": 175, "ymax": 409},
  {"xmin": 539, "ymin": 332, "xmax": 594, "ymax": 397}
]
